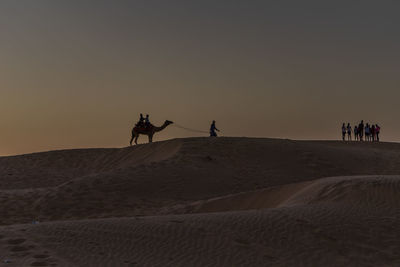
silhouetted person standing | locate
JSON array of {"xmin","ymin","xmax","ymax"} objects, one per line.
[
  {"xmin": 365, "ymin": 123, "xmax": 370, "ymax": 141},
  {"xmin": 358, "ymin": 120, "xmax": 364, "ymax": 141},
  {"xmin": 375, "ymin": 124, "xmax": 381, "ymax": 142},
  {"xmin": 210, "ymin": 120, "xmax": 220, "ymax": 137},
  {"xmin": 342, "ymin": 123, "xmax": 346, "ymax": 141},
  {"xmin": 347, "ymin": 123, "xmax": 352, "ymax": 141},
  {"xmin": 371, "ymin": 124, "xmax": 376, "ymax": 141},
  {"xmin": 354, "ymin": 125, "xmax": 359, "ymax": 141}
]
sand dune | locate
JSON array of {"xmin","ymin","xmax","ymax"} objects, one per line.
[
  {"xmin": 1, "ymin": 137, "xmax": 400, "ymax": 266},
  {"xmin": 0, "ymin": 139, "xmax": 181, "ymax": 190},
  {"xmin": 168, "ymin": 175, "xmax": 400, "ymax": 214},
  {"xmin": 1, "ymin": 175, "xmax": 400, "ymax": 266}
]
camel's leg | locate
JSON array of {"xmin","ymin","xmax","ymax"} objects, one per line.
[
  {"xmin": 148, "ymin": 134, "xmax": 153, "ymax": 143},
  {"xmin": 130, "ymin": 131, "xmax": 135, "ymax": 146},
  {"xmin": 134, "ymin": 134, "xmax": 139, "ymax": 145}
]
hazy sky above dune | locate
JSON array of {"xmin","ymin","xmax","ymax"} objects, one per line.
[{"xmin": 1, "ymin": 1, "xmax": 399, "ymax": 155}]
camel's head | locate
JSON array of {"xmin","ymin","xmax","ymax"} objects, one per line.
[{"xmin": 165, "ymin": 120, "xmax": 174, "ymax": 126}]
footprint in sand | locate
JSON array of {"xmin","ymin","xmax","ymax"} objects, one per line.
[
  {"xmin": 30, "ymin": 262, "xmax": 49, "ymax": 266},
  {"xmin": 33, "ymin": 255, "xmax": 50, "ymax": 259},
  {"xmin": 234, "ymin": 238, "xmax": 251, "ymax": 246},
  {"xmin": 7, "ymin": 238, "xmax": 26, "ymax": 245},
  {"xmin": 10, "ymin": 245, "xmax": 29, "ymax": 252},
  {"xmin": 169, "ymin": 220, "xmax": 184, "ymax": 224},
  {"xmin": 31, "ymin": 253, "xmax": 56, "ymax": 267}
]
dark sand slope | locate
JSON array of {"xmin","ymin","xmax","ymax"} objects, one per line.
[
  {"xmin": 1, "ymin": 138, "xmax": 400, "ymax": 224},
  {"xmin": 1, "ymin": 175, "xmax": 400, "ymax": 266},
  {"xmin": 1, "ymin": 138, "xmax": 400, "ymax": 266}
]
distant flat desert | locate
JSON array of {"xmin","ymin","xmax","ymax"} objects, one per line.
[{"xmin": 0, "ymin": 137, "xmax": 400, "ymax": 266}]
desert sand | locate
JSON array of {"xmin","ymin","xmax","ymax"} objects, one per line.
[{"xmin": 1, "ymin": 137, "xmax": 400, "ymax": 266}]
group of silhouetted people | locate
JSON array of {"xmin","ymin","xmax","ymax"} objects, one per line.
[
  {"xmin": 136, "ymin": 113, "xmax": 152, "ymax": 129},
  {"xmin": 342, "ymin": 120, "xmax": 381, "ymax": 142}
]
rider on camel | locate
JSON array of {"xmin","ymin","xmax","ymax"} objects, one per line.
[
  {"xmin": 145, "ymin": 114, "xmax": 151, "ymax": 128},
  {"xmin": 136, "ymin": 113, "xmax": 145, "ymax": 127}
]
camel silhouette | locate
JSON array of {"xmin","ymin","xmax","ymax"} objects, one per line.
[{"xmin": 130, "ymin": 120, "xmax": 173, "ymax": 145}]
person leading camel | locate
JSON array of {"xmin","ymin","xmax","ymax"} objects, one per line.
[{"xmin": 210, "ymin": 120, "xmax": 220, "ymax": 137}]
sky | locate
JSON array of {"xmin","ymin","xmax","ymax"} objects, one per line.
[{"xmin": 1, "ymin": 1, "xmax": 399, "ymax": 155}]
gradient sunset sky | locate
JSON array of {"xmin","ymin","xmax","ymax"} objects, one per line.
[{"xmin": 1, "ymin": 1, "xmax": 399, "ymax": 155}]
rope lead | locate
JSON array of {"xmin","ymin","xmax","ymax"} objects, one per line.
[{"xmin": 172, "ymin": 123, "xmax": 209, "ymax": 134}]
